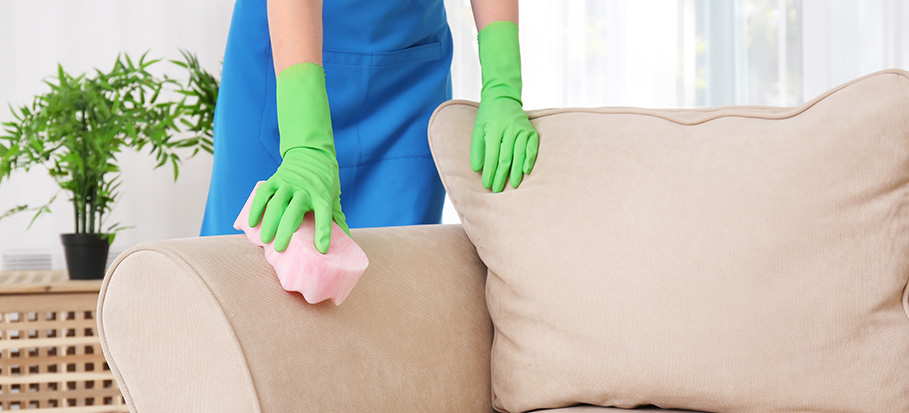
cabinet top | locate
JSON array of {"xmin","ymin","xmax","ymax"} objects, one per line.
[{"xmin": 0, "ymin": 270, "xmax": 102, "ymax": 294}]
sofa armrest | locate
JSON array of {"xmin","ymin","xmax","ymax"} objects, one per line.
[{"xmin": 97, "ymin": 224, "xmax": 492, "ymax": 412}]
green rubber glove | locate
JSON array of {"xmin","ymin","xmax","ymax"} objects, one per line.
[
  {"xmin": 248, "ymin": 62, "xmax": 350, "ymax": 254},
  {"xmin": 471, "ymin": 20, "xmax": 540, "ymax": 193}
]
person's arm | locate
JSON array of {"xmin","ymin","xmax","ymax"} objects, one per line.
[
  {"xmin": 468, "ymin": 0, "xmax": 539, "ymax": 193},
  {"xmin": 470, "ymin": 0, "xmax": 517, "ymax": 30},
  {"xmin": 249, "ymin": 0, "xmax": 349, "ymax": 254},
  {"xmin": 267, "ymin": 0, "xmax": 323, "ymax": 72}
]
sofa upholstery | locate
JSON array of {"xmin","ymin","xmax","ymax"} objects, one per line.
[
  {"xmin": 98, "ymin": 225, "xmax": 495, "ymax": 412},
  {"xmin": 99, "ymin": 225, "xmax": 698, "ymax": 412},
  {"xmin": 427, "ymin": 70, "xmax": 909, "ymax": 412}
]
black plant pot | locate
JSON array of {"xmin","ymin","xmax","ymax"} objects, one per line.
[{"xmin": 61, "ymin": 233, "xmax": 110, "ymax": 280}]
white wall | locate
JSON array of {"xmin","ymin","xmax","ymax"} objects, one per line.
[{"xmin": 0, "ymin": 0, "xmax": 233, "ymax": 268}]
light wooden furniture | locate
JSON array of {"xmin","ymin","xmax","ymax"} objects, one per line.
[{"xmin": 0, "ymin": 270, "xmax": 127, "ymax": 412}]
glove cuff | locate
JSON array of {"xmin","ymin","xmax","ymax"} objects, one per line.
[
  {"xmin": 477, "ymin": 20, "xmax": 523, "ymax": 106},
  {"xmin": 276, "ymin": 62, "xmax": 336, "ymax": 159}
]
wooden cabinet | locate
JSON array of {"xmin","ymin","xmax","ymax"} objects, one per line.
[{"xmin": 0, "ymin": 271, "xmax": 127, "ymax": 412}]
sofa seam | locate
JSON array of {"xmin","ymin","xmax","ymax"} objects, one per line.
[
  {"xmin": 135, "ymin": 245, "xmax": 263, "ymax": 412},
  {"xmin": 902, "ymin": 274, "xmax": 909, "ymax": 322},
  {"xmin": 427, "ymin": 72, "xmax": 909, "ymax": 228},
  {"xmin": 97, "ymin": 253, "xmax": 139, "ymax": 412},
  {"xmin": 902, "ymin": 72, "xmax": 909, "ymax": 323},
  {"xmin": 97, "ymin": 244, "xmax": 263, "ymax": 412},
  {"xmin": 427, "ymin": 68, "xmax": 909, "ymax": 291},
  {"xmin": 426, "ymin": 106, "xmax": 471, "ymax": 242},
  {"xmin": 432, "ymin": 69, "xmax": 909, "ymax": 126}
]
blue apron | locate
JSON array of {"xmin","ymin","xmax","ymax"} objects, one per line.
[{"xmin": 200, "ymin": 0, "xmax": 452, "ymax": 236}]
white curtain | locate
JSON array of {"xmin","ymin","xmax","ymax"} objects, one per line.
[
  {"xmin": 446, "ymin": 0, "xmax": 909, "ymax": 108},
  {"xmin": 801, "ymin": 0, "xmax": 909, "ymax": 98},
  {"xmin": 440, "ymin": 0, "xmax": 909, "ymax": 223}
]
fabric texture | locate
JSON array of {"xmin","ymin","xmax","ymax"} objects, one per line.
[
  {"xmin": 428, "ymin": 69, "xmax": 909, "ymax": 412},
  {"xmin": 98, "ymin": 225, "xmax": 493, "ymax": 412},
  {"xmin": 98, "ymin": 247, "xmax": 260, "ymax": 412}
]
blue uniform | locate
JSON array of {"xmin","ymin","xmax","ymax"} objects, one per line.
[{"xmin": 200, "ymin": 0, "xmax": 452, "ymax": 236}]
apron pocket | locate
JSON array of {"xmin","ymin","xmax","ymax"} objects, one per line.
[{"xmin": 323, "ymin": 41, "xmax": 443, "ymax": 67}]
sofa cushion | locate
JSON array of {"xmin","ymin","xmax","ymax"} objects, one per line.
[{"xmin": 427, "ymin": 69, "xmax": 909, "ymax": 412}]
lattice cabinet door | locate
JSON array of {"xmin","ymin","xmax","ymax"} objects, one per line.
[{"xmin": 0, "ymin": 271, "xmax": 128, "ymax": 412}]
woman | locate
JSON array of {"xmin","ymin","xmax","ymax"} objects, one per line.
[{"xmin": 200, "ymin": 0, "xmax": 539, "ymax": 253}]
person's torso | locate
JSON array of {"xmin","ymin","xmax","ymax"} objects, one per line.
[
  {"xmin": 217, "ymin": 0, "xmax": 453, "ymax": 167},
  {"xmin": 322, "ymin": 0, "xmax": 448, "ymax": 53}
]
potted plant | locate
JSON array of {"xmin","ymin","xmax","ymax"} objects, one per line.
[{"xmin": 0, "ymin": 51, "xmax": 218, "ymax": 279}]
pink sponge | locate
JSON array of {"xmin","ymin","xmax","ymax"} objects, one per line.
[{"xmin": 233, "ymin": 182, "xmax": 369, "ymax": 305}]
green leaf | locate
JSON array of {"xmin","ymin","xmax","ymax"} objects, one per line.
[
  {"xmin": 26, "ymin": 191, "xmax": 59, "ymax": 229},
  {"xmin": 0, "ymin": 204, "xmax": 29, "ymax": 222},
  {"xmin": 170, "ymin": 153, "xmax": 179, "ymax": 181},
  {"xmin": 7, "ymin": 144, "xmax": 21, "ymax": 159},
  {"xmin": 143, "ymin": 57, "xmax": 162, "ymax": 68},
  {"xmin": 125, "ymin": 123, "xmax": 137, "ymax": 139},
  {"xmin": 149, "ymin": 85, "xmax": 162, "ymax": 104},
  {"xmin": 9, "ymin": 103, "xmax": 21, "ymax": 121},
  {"xmin": 42, "ymin": 79, "xmax": 60, "ymax": 92}
]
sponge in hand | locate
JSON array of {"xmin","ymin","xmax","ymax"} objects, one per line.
[{"xmin": 233, "ymin": 182, "xmax": 369, "ymax": 305}]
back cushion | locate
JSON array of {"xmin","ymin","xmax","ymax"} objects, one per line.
[{"xmin": 428, "ymin": 70, "xmax": 909, "ymax": 412}]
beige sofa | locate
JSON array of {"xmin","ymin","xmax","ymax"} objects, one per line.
[
  {"xmin": 98, "ymin": 225, "xmax": 678, "ymax": 412},
  {"xmin": 98, "ymin": 70, "xmax": 909, "ymax": 412}
]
